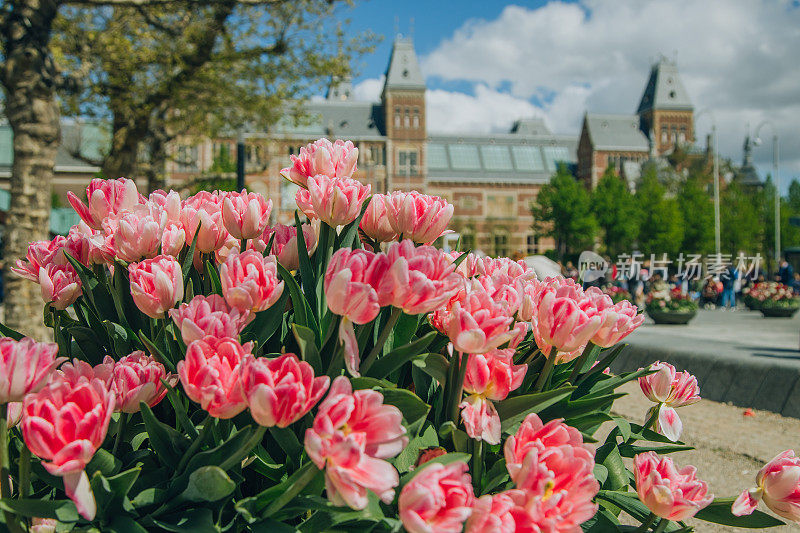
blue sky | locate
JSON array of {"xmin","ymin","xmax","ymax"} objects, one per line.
[{"xmin": 329, "ymin": 1, "xmax": 800, "ymax": 188}]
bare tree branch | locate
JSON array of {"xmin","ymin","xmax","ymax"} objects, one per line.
[{"xmin": 133, "ymin": 5, "xmax": 179, "ymax": 35}]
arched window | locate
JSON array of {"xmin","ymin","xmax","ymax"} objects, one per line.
[
  {"xmin": 404, "ymin": 107, "xmax": 410, "ymax": 128},
  {"xmin": 413, "ymin": 108, "xmax": 420, "ymax": 129},
  {"xmin": 661, "ymin": 127, "xmax": 668, "ymax": 144},
  {"xmin": 394, "ymin": 107, "xmax": 401, "ymax": 128}
]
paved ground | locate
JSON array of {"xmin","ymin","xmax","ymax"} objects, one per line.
[
  {"xmin": 605, "ymin": 381, "xmax": 800, "ymax": 532},
  {"xmin": 611, "ymin": 308, "xmax": 800, "ymax": 417}
]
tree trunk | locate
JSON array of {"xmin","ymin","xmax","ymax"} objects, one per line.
[
  {"xmin": 144, "ymin": 133, "xmax": 169, "ymax": 194},
  {"xmin": 101, "ymin": 115, "xmax": 149, "ymax": 179},
  {"xmin": 0, "ymin": 0, "xmax": 61, "ymax": 338}
]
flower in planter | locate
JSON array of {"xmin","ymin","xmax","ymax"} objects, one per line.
[
  {"xmin": 634, "ymin": 451, "xmax": 713, "ymax": 521},
  {"xmin": 280, "ymin": 138, "xmax": 358, "ymax": 187},
  {"xmin": 360, "ymin": 194, "xmax": 398, "ymax": 243},
  {"xmin": 385, "ymin": 191, "xmax": 454, "ymax": 244},
  {"xmin": 177, "ymin": 336, "xmax": 250, "ymax": 419},
  {"xmin": 21, "ymin": 377, "xmax": 115, "ymax": 519},
  {"xmin": 638, "ymin": 361, "xmax": 700, "ymax": 441},
  {"xmin": 67, "ymin": 177, "xmax": 142, "ymax": 230},
  {"xmin": 253, "ymin": 222, "xmax": 319, "ymax": 271},
  {"xmin": 100, "ymin": 352, "xmax": 177, "ymax": 413},
  {"xmin": 304, "ymin": 376, "xmax": 406, "ymax": 510},
  {"xmin": 459, "ymin": 350, "xmax": 526, "ymax": 444},
  {"xmin": 219, "ymin": 250, "xmax": 284, "ymax": 314},
  {"xmin": 733, "ymin": 449, "xmax": 800, "ymax": 522},
  {"xmin": 222, "ymin": 190, "xmax": 273, "ymax": 240},
  {"xmin": 240, "ymin": 353, "xmax": 329, "ymax": 428},
  {"xmin": 295, "ymin": 175, "xmax": 371, "ymax": 227},
  {"xmin": 128, "ymin": 255, "xmax": 184, "ymax": 318},
  {"xmin": 0, "ymin": 338, "xmax": 64, "ymax": 404},
  {"xmin": 39, "ymin": 263, "xmax": 82, "ymax": 309},
  {"xmin": 324, "ymin": 248, "xmax": 387, "ymax": 375},
  {"xmin": 169, "ymin": 294, "xmax": 251, "ymax": 344},
  {"xmin": 399, "ymin": 460, "xmax": 475, "ymax": 533}
]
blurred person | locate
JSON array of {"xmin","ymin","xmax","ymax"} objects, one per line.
[
  {"xmin": 793, "ymin": 272, "xmax": 800, "ymax": 295},
  {"xmin": 720, "ymin": 264, "xmax": 738, "ymax": 310},
  {"xmin": 701, "ymin": 277, "xmax": 719, "ymax": 308},
  {"xmin": 779, "ymin": 256, "xmax": 794, "ymax": 285}
]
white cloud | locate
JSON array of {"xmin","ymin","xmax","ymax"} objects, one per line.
[
  {"xmin": 418, "ymin": 0, "xmax": 800, "ymax": 181},
  {"xmin": 352, "ymin": 76, "xmax": 384, "ymax": 102}
]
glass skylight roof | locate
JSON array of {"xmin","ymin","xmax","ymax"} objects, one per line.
[
  {"xmin": 543, "ymin": 146, "xmax": 571, "ymax": 171},
  {"xmin": 448, "ymin": 144, "xmax": 481, "ymax": 170},
  {"xmin": 480, "ymin": 145, "xmax": 513, "ymax": 171},
  {"xmin": 510, "ymin": 145, "xmax": 544, "ymax": 171},
  {"xmin": 427, "ymin": 143, "xmax": 450, "ymax": 169}
]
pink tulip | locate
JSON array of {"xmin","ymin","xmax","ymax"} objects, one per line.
[
  {"xmin": 255, "ymin": 223, "xmax": 318, "ymax": 270},
  {"xmin": 128, "ymin": 255, "xmax": 184, "ymax": 318},
  {"xmin": 475, "ymin": 272, "xmax": 523, "ymax": 317},
  {"xmin": 360, "ymin": 194, "xmax": 398, "ymax": 243},
  {"xmin": 101, "ymin": 206, "xmax": 164, "ymax": 263},
  {"xmin": 39, "ymin": 263, "xmax": 82, "ymax": 309},
  {"xmin": 222, "ymin": 190, "xmax": 273, "ymax": 240},
  {"xmin": 219, "ymin": 250, "xmax": 284, "ymax": 314},
  {"xmin": 57, "ymin": 358, "xmax": 103, "ymax": 386},
  {"xmin": 463, "ymin": 350, "xmax": 526, "ymax": 402},
  {"xmin": 505, "ymin": 485, "xmax": 598, "ymax": 533},
  {"xmin": 324, "ymin": 248, "xmax": 387, "ymax": 375},
  {"xmin": 733, "ymin": 449, "xmax": 800, "ymax": 522},
  {"xmin": 103, "ymin": 352, "xmax": 177, "ymax": 413},
  {"xmin": 215, "ymin": 235, "xmax": 241, "ymax": 265},
  {"xmin": 385, "ymin": 191, "xmax": 453, "ymax": 244},
  {"xmin": 465, "ymin": 492, "xmax": 516, "ymax": 533},
  {"xmin": 67, "ymin": 222, "xmax": 107, "ymax": 265},
  {"xmin": 12, "ymin": 237, "xmax": 66, "ymax": 281},
  {"xmin": 295, "ymin": 175, "xmax": 371, "ymax": 227},
  {"xmin": 148, "ymin": 190, "xmax": 182, "ymax": 222},
  {"xmin": 634, "ymin": 451, "xmax": 713, "ymax": 521},
  {"xmin": 450, "ymin": 252, "xmax": 481, "ymax": 278},
  {"xmin": 31, "ymin": 518, "xmax": 57, "ymax": 533},
  {"xmin": 398, "ymin": 461, "xmax": 475, "ymax": 533},
  {"xmin": 21, "ymin": 377, "xmax": 115, "ymax": 519},
  {"xmin": 177, "ymin": 336, "xmax": 250, "ymax": 419},
  {"xmin": 240, "ymin": 353, "xmax": 329, "ymax": 427},
  {"xmin": 585, "ymin": 287, "xmax": 644, "ymax": 347},
  {"xmin": 377, "ymin": 240, "xmax": 462, "ymax": 315},
  {"xmin": 67, "ymin": 178, "xmax": 142, "ymax": 230},
  {"xmin": 161, "ymin": 223, "xmax": 186, "ymax": 257},
  {"xmin": 638, "ymin": 362, "xmax": 700, "ymax": 442},
  {"xmin": 530, "ymin": 277, "xmax": 603, "ymax": 356},
  {"xmin": 304, "ymin": 376, "xmax": 406, "ymax": 510},
  {"xmin": 0, "ymin": 337, "xmax": 64, "ymax": 403},
  {"xmin": 181, "ymin": 191, "xmax": 230, "ymax": 253},
  {"xmin": 6, "ymin": 402, "xmax": 22, "ymax": 428},
  {"xmin": 444, "ymin": 283, "xmax": 515, "ymax": 354},
  {"xmin": 169, "ymin": 294, "xmax": 250, "ymax": 344},
  {"xmin": 459, "ymin": 395, "xmax": 501, "ymax": 444},
  {"xmin": 280, "ymin": 138, "xmax": 358, "ymax": 187}
]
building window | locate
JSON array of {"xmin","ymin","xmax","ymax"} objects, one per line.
[
  {"xmin": 280, "ymin": 181, "xmax": 300, "ymax": 210},
  {"xmin": 460, "ymin": 227, "xmax": 476, "ymax": 251},
  {"xmin": 404, "ymin": 107, "xmax": 410, "ymax": 128},
  {"xmin": 413, "ymin": 108, "xmax": 420, "ymax": 129},
  {"xmin": 176, "ymin": 145, "xmax": 199, "ymax": 172},
  {"xmin": 398, "ymin": 149, "xmax": 418, "ymax": 175},
  {"xmin": 661, "ymin": 127, "xmax": 668, "ymax": 144},
  {"xmin": 679, "ymin": 125, "xmax": 687, "ymax": 144},
  {"xmin": 671, "ymin": 126, "xmax": 677, "ymax": 143},
  {"xmin": 494, "ymin": 229, "xmax": 509, "ymax": 257},
  {"xmin": 527, "ymin": 235, "xmax": 539, "ymax": 255},
  {"xmin": 368, "ymin": 145, "xmax": 384, "ymax": 166},
  {"xmin": 394, "ymin": 107, "xmax": 401, "ymax": 128}
]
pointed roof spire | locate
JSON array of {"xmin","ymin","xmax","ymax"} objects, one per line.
[
  {"xmin": 383, "ymin": 35, "xmax": 425, "ymax": 91},
  {"xmin": 637, "ymin": 56, "xmax": 693, "ymax": 114}
]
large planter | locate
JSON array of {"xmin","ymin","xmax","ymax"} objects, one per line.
[
  {"xmin": 760, "ymin": 306, "xmax": 799, "ymax": 318},
  {"xmin": 647, "ymin": 308, "xmax": 697, "ymax": 324},
  {"xmin": 743, "ymin": 296, "xmax": 762, "ymax": 311}
]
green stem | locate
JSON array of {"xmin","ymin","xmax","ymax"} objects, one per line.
[
  {"xmin": 534, "ymin": 353, "xmax": 556, "ymax": 392},
  {"xmin": 18, "ymin": 446, "xmax": 30, "ymax": 499},
  {"xmin": 652, "ymin": 518, "xmax": 669, "ymax": 533},
  {"xmin": 360, "ymin": 308, "xmax": 402, "ymax": 374},
  {"xmin": 450, "ymin": 352, "xmax": 469, "ymax": 424},
  {"xmin": 568, "ymin": 342, "xmax": 597, "ymax": 383},
  {"xmin": 176, "ymin": 415, "xmax": 213, "ymax": 474},
  {"xmin": 112, "ymin": 413, "xmax": 129, "ymax": 456},
  {"xmin": 635, "ymin": 512, "xmax": 657, "ymax": 533},
  {"xmin": 0, "ymin": 404, "xmax": 23, "ymax": 533},
  {"xmin": 472, "ymin": 439, "xmax": 483, "ymax": 495},
  {"xmin": 262, "ymin": 461, "xmax": 319, "ymax": 518}
]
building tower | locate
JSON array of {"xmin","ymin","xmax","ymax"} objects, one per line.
[
  {"xmin": 381, "ymin": 36, "xmax": 427, "ymax": 191},
  {"xmin": 637, "ymin": 57, "xmax": 694, "ymax": 155}
]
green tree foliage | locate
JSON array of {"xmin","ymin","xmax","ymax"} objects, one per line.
[
  {"xmin": 635, "ymin": 164, "xmax": 684, "ymax": 256},
  {"xmin": 532, "ymin": 163, "xmax": 597, "ymax": 261},
  {"xmin": 721, "ymin": 179, "xmax": 763, "ymax": 259},
  {"xmin": 677, "ymin": 172, "xmax": 715, "ymax": 254},
  {"xmin": 53, "ymin": 2, "xmax": 375, "ymax": 191},
  {"xmin": 208, "ymin": 145, "xmax": 236, "ymax": 174},
  {"xmin": 591, "ymin": 166, "xmax": 638, "ymax": 257}
]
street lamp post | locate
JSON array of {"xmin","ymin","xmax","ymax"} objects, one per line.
[
  {"xmin": 696, "ymin": 110, "xmax": 721, "ymax": 256},
  {"xmin": 236, "ymin": 128, "xmax": 246, "ymax": 191},
  {"xmin": 755, "ymin": 121, "xmax": 780, "ymax": 267}
]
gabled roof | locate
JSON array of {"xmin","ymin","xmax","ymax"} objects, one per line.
[
  {"xmin": 270, "ymin": 101, "xmax": 385, "ymax": 140},
  {"xmin": 637, "ymin": 58, "xmax": 693, "ymax": 114},
  {"xmin": 583, "ymin": 114, "xmax": 649, "ymax": 152},
  {"xmin": 510, "ymin": 118, "xmax": 551, "ymax": 136},
  {"xmin": 383, "ymin": 37, "xmax": 426, "ymax": 91}
]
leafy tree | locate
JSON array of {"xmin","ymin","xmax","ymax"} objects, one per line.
[
  {"xmin": 209, "ymin": 145, "xmax": 237, "ymax": 174},
  {"xmin": 591, "ymin": 166, "xmax": 638, "ymax": 257},
  {"xmin": 532, "ymin": 163, "xmax": 597, "ymax": 261},
  {"xmin": 54, "ymin": 2, "xmax": 373, "ymax": 191},
  {"xmin": 677, "ymin": 172, "xmax": 714, "ymax": 255},
  {"xmin": 721, "ymin": 180, "xmax": 763, "ymax": 260},
  {"xmin": 635, "ymin": 164, "xmax": 684, "ymax": 257}
]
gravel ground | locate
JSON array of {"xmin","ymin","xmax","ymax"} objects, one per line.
[{"xmin": 600, "ymin": 381, "xmax": 800, "ymax": 532}]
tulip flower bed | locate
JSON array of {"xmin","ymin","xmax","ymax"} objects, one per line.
[
  {"xmin": 744, "ymin": 282, "xmax": 799, "ymax": 317},
  {"xmin": 0, "ymin": 138, "xmax": 793, "ymax": 532}
]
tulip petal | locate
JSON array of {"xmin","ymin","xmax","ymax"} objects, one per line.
[
  {"xmin": 732, "ymin": 488, "xmax": 762, "ymax": 516},
  {"xmin": 63, "ymin": 470, "xmax": 96, "ymax": 520},
  {"xmin": 657, "ymin": 405, "xmax": 683, "ymax": 442}
]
